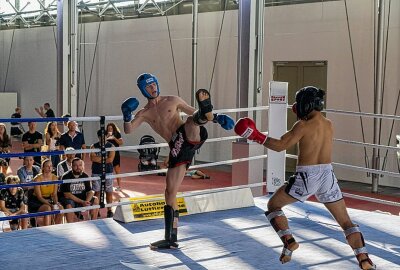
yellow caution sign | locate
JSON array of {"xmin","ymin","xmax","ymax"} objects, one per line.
[{"xmin": 129, "ymin": 194, "xmax": 188, "ymax": 221}]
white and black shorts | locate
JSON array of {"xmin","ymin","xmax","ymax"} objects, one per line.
[{"xmin": 285, "ymin": 164, "xmax": 343, "ymax": 203}]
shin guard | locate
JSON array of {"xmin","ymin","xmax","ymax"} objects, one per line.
[
  {"xmin": 265, "ymin": 210, "xmax": 297, "ymax": 260},
  {"xmin": 344, "ymin": 225, "xmax": 376, "ymax": 269},
  {"xmin": 150, "ymin": 205, "xmax": 178, "ymax": 249}
]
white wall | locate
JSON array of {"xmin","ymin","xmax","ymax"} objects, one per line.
[
  {"xmin": 1, "ymin": 0, "xmax": 400, "ymax": 187},
  {"xmin": 264, "ymin": 0, "xmax": 400, "ymax": 187}
]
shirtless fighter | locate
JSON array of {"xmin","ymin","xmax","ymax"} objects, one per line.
[
  {"xmin": 234, "ymin": 86, "xmax": 375, "ymax": 270},
  {"xmin": 121, "ymin": 73, "xmax": 234, "ymax": 249}
]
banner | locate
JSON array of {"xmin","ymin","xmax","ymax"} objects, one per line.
[{"xmin": 129, "ymin": 194, "xmax": 188, "ymax": 221}]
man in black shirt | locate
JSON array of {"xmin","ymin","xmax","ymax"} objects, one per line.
[
  {"xmin": 35, "ymin": 102, "xmax": 55, "ymax": 118},
  {"xmin": 60, "ymin": 158, "xmax": 99, "ymax": 223},
  {"xmin": 10, "ymin": 107, "xmax": 23, "ymax": 137},
  {"xmin": 22, "ymin": 122, "xmax": 43, "ymax": 166}
]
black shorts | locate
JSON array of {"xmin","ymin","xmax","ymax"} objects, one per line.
[
  {"xmin": 60, "ymin": 196, "xmax": 96, "ymax": 209},
  {"xmin": 113, "ymin": 151, "xmax": 121, "ymax": 167},
  {"xmin": 168, "ymin": 124, "xmax": 208, "ymax": 169},
  {"xmin": 28, "ymin": 196, "xmax": 53, "ymax": 213}
]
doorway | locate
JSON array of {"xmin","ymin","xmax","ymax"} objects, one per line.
[{"xmin": 273, "ymin": 61, "xmax": 328, "ymax": 173}]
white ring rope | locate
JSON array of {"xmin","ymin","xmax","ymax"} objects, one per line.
[
  {"xmin": 4, "ymin": 105, "xmax": 400, "ymax": 220},
  {"xmin": 70, "ymin": 105, "xmax": 270, "ymax": 123},
  {"xmin": 58, "ymin": 182, "xmax": 400, "ymax": 215},
  {"xmin": 323, "ymin": 108, "xmax": 400, "ymax": 121},
  {"xmin": 341, "ymin": 192, "xmax": 400, "ymax": 207},
  {"xmin": 334, "ymin": 138, "xmax": 399, "ymax": 151},
  {"xmin": 109, "ymin": 154, "xmax": 269, "ymax": 179},
  {"xmin": 286, "ymin": 153, "xmax": 400, "ymax": 179}
]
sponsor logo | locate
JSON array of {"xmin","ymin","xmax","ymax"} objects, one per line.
[
  {"xmin": 171, "ymin": 132, "xmax": 184, "ymax": 157},
  {"xmin": 145, "ymin": 78, "xmax": 154, "ymax": 84},
  {"xmin": 241, "ymin": 127, "xmax": 254, "ymax": 138},
  {"xmin": 270, "ymin": 95, "xmax": 286, "ymax": 103},
  {"xmin": 272, "ymin": 177, "xmax": 282, "ymax": 186},
  {"xmin": 295, "ymin": 188, "xmax": 303, "ymax": 196}
]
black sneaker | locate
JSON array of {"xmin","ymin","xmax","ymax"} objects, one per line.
[{"xmin": 107, "ymin": 211, "xmax": 114, "ymax": 218}]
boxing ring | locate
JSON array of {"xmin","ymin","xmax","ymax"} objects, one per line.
[
  {"xmin": 0, "ymin": 101, "xmax": 400, "ymax": 269},
  {"xmin": 0, "ymin": 197, "xmax": 399, "ymax": 269}
]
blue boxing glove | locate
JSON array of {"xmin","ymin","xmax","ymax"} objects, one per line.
[
  {"xmin": 121, "ymin": 97, "xmax": 139, "ymax": 122},
  {"xmin": 213, "ymin": 114, "xmax": 235, "ymax": 130}
]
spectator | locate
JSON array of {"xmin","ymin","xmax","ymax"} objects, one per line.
[
  {"xmin": 0, "ymin": 162, "xmax": 6, "ymax": 184},
  {"xmin": 60, "ymin": 158, "xmax": 99, "ymax": 223},
  {"xmin": 59, "ymin": 121, "xmax": 86, "ymax": 160},
  {"xmin": 90, "ymin": 129, "xmax": 115, "ymax": 218},
  {"xmin": 61, "ymin": 113, "xmax": 80, "ymax": 133},
  {"xmin": 0, "ymin": 175, "xmax": 28, "ymax": 230},
  {"xmin": 57, "ymin": 147, "xmax": 75, "ymax": 178},
  {"xmin": 10, "ymin": 107, "xmax": 23, "ymax": 138},
  {"xmin": 44, "ymin": 121, "xmax": 61, "ymax": 168},
  {"xmin": 35, "ymin": 103, "xmax": 55, "ymax": 118},
  {"xmin": 0, "ymin": 123, "xmax": 12, "ymax": 173},
  {"xmin": 17, "ymin": 156, "xmax": 40, "ymax": 191},
  {"xmin": 28, "ymin": 159, "xmax": 63, "ymax": 226},
  {"xmin": 106, "ymin": 123, "xmax": 123, "ymax": 191},
  {"xmin": 22, "ymin": 122, "xmax": 43, "ymax": 166}
]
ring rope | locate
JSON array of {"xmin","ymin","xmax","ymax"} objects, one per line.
[
  {"xmin": 323, "ymin": 108, "xmax": 400, "ymax": 121},
  {"xmin": 2, "ymin": 180, "xmax": 398, "ymax": 222},
  {"xmin": 341, "ymin": 192, "xmax": 400, "ymax": 207},
  {"xmin": 286, "ymin": 153, "xmax": 400, "ymax": 179},
  {"xmin": 0, "ymin": 154, "xmax": 269, "ymax": 189},
  {"xmin": 334, "ymin": 138, "xmax": 399, "ymax": 151}
]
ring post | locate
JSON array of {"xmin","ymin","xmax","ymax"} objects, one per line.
[
  {"xmin": 267, "ymin": 81, "xmax": 288, "ymax": 193},
  {"xmin": 99, "ymin": 116, "xmax": 106, "ymax": 209}
]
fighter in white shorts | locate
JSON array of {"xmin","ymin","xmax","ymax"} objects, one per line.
[
  {"xmin": 286, "ymin": 164, "xmax": 343, "ymax": 203},
  {"xmin": 234, "ymin": 86, "xmax": 375, "ymax": 270}
]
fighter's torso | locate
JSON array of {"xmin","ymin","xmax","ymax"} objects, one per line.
[
  {"xmin": 297, "ymin": 114, "xmax": 333, "ymax": 166},
  {"xmin": 139, "ymin": 96, "xmax": 185, "ymax": 142}
]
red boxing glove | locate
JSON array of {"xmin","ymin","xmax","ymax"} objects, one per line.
[{"xmin": 234, "ymin": 117, "xmax": 267, "ymax": 144}]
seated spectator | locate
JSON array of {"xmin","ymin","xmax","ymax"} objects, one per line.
[
  {"xmin": 44, "ymin": 121, "xmax": 61, "ymax": 168},
  {"xmin": 0, "ymin": 123, "xmax": 12, "ymax": 173},
  {"xmin": 57, "ymin": 147, "xmax": 76, "ymax": 178},
  {"xmin": 60, "ymin": 158, "xmax": 99, "ymax": 223},
  {"xmin": 90, "ymin": 129, "xmax": 115, "ymax": 218},
  {"xmin": 35, "ymin": 102, "xmax": 55, "ymax": 118},
  {"xmin": 10, "ymin": 107, "xmax": 24, "ymax": 137},
  {"xmin": 0, "ymin": 158, "xmax": 8, "ymax": 177},
  {"xmin": 22, "ymin": 122, "xmax": 43, "ymax": 166},
  {"xmin": 28, "ymin": 159, "xmax": 63, "ymax": 226},
  {"xmin": 61, "ymin": 114, "xmax": 80, "ymax": 133},
  {"xmin": 17, "ymin": 156, "xmax": 40, "ymax": 191},
  {"xmin": 59, "ymin": 121, "xmax": 86, "ymax": 160},
  {"xmin": 0, "ymin": 175, "xmax": 28, "ymax": 230}
]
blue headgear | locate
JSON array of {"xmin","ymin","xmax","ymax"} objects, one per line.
[
  {"xmin": 293, "ymin": 86, "xmax": 325, "ymax": 119},
  {"xmin": 137, "ymin": 73, "xmax": 160, "ymax": 99}
]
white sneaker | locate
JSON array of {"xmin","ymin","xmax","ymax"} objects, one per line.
[{"xmin": 115, "ymin": 186, "xmax": 121, "ymax": 191}]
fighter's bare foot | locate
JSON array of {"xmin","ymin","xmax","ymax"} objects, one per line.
[
  {"xmin": 279, "ymin": 239, "xmax": 299, "ymax": 264},
  {"xmin": 195, "ymin": 89, "xmax": 214, "ymax": 121},
  {"xmin": 358, "ymin": 256, "xmax": 376, "ymax": 270}
]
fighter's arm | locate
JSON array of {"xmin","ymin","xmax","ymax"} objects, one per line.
[
  {"xmin": 264, "ymin": 121, "xmax": 306, "ymax": 152},
  {"xmin": 234, "ymin": 117, "xmax": 306, "ymax": 152},
  {"xmin": 123, "ymin": 109, "xmax": 146, "ymax": 134},
  {"xmin": 176, "ymin": 96, "xmax": 196, "ymax": 116}
]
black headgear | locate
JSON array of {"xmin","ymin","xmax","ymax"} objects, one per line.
[{"xmin": 293, "ymin": 86, "xmax": 325, "ymax": 119}]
